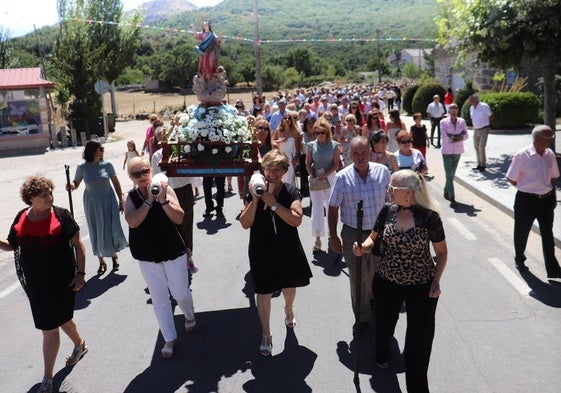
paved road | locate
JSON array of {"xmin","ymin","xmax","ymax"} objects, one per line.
[{"xmin": 0, "ymin": 119, "xmax": 559, "ymax": 393}]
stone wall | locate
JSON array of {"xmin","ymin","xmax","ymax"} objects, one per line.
[{"xmin": 433, "ymin": 48, "xmax": 497, "ymax": 91}]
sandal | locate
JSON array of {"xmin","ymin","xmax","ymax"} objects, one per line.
[
  {"xmin": 66, "ymin": 340, "xmax": 88, "ymax": 366},
  {"xmin": 185, "ymin": 317, "xmax": 197, "ymax": 333},
  {"xmin": 161, "ymin": 340, "xmax": 175, "ymax": 358},
  {"xmin": 259, "ymin": 334, "xmax": 273, "ymax": 356},
  {"xmin": 312, "ymin": 239, "xmax": 322, "ymax": 253},
  {"xmin": 111, "ymin": 256, "xmax": 120, "ymax": 271},
  {"xmin": 36, "ymin": 377, "xmax": 53, "ymax": 393},
  {"xmin": 97, "ymin": 261, "xmax": 107, "ymax": 275},
  {"xmin": 284, "ymin": 309, "xmax": 296, "ymax": 328}
]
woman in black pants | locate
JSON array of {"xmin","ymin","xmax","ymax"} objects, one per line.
[{"xmin": 354, "ymin": 170, "xmax": 447, "ymax": 392}]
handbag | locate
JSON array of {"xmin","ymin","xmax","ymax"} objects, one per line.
[{"xmin": 308, "ymin": 176, "xmax": 330, "ymax": 191}]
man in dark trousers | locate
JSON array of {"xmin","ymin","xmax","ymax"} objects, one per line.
[
  {"xmin": 328, "ymin": 136, "xmax": 391, "ymax": 333},
  {"xmin": 506, "ymin": 125, "xmax": 560, "ymax": 278}
]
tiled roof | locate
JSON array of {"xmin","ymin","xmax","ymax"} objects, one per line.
[{"xmin": 0, "ymin": 67, "xmax": 55, "ymax": 90}]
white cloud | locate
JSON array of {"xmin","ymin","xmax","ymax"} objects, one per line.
[{"xmin": 1, "ymin": 0, "xmax": 223, "ymax": 38}]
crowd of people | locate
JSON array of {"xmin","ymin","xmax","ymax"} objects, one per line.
[{"xmin": 2, "ymin": 80, "xmax": 560, "ymax": 393}]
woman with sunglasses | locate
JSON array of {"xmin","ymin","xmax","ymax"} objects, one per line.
[
  {"xmin": 272, "ymin": 113, "xmax": 301, "ymax": 186},
  {"xmin": 240, "ymin": 150, "xmax": 312, "ymax": 356},
  {"xmin": 394, "ymin": 130, "xmax": 428, "ymax": 174},
  {"xmin": 353, "ymin": 169, "xmax": 447, "ymax": 391},
  {"xmin": 124, "ymin": 156, "xmax": 196, "ymax": 359},
  {"xmin": 67, "ymin": 141, "xmax": 128, "ymax": 274},
  {"xmin": 349, "ymin": 101, "xmax": 365, "ymax": 127},
  {"xmin": 369, "ymin": 131, "xmax": 399, "ymax": 172},
  {"xmin": 305, "ymin": 117, "xmax": 341, "ymax": 252},
  {"xmin": 362, "ymin": 110, "xmax": 383, "ymax": 138}
]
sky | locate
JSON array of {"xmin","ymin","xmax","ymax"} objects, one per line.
[{"xmin": 1, "ymin": 0, "xmax": 223, "ymax": 38}]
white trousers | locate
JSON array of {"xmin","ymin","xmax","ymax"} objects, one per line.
[
  {"xmin": 138, "ymin": 254, "xmax": 195, "ymax": 342},
  {"xmin": 309, "ymin": 173, "xmax": 336, "ymax": 237}
]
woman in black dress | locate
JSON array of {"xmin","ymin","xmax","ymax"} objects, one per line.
[
  {"xmin": 239, "ymin": 150, "xmax": 312, "ymax": 356},
  {"xmin": 0, "ymin": 176, "xmax": 88, "ymax": 393}
]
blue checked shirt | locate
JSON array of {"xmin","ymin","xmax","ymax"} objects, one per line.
[{"xmin": 329, "ymin": 162, "xmax": 391, "ymax": 229}]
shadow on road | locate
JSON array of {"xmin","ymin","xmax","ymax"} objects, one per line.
[
  {"xmin": 311, "ymin": 249, "xmax": 347, "ymax": 277},
  {"xmin": 123, "ymin": 308, "xmax": 316, "ymax": 393},
  {"xmin": 74, "ymin": 271, "xmax": 127, "ymax": 310},
  {"xmin": 519, "ymin": 270, "xmax": 561, "ymax": 308}
]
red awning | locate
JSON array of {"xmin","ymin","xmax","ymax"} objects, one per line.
[{"xmin": 0, "ymin": 67, "xmax": 55, "ymax": 90}]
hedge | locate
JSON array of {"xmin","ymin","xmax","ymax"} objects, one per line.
[
  {"xmin": 411, "ymin": 83, "xmax": 446, "ymax": 117},
  {"xmin": 460, "ymin": 92, "xmax": 540, "ymax": 129},
  {"xmin": 402, "ymin": 84, "xmax": 419, "ymax": 115}
]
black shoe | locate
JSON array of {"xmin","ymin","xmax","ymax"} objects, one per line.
[
  {"xmin": 449, "ymin": 199, "xmax": 458, "ymax": 207},
  {"xmin": 472, "ymin": 166, "xmax": 481, "ymax": 171},
  {"xmin": 443, "ymin": 193, "xmax": 450, "ymax": 201},
  {"xmin": 203, "ymin": 210, "xmax": 213, "ymax": 217},
  {"xmin": 215, "ymin": 209, "xmax": 225, "ymax": 218},
  {"xmin": 478, "ymin": 166, "xmax": 486, "ymax": 172},
  {"xmin": 547, "ymin": 270, "xmax": 561, "ymax": 279}
]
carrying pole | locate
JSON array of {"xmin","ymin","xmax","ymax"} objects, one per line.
[
  {"xmin": 353, "ymin": 200, "xmax": 364, "ymax": 385},
  {"xmin": 65, "ymin": 165, "xmax": 74, "ymax": 218}
]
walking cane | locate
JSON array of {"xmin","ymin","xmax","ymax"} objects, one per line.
[
  {"xmin": 353, "ymin": 200, "xmax": 364, "ymax": 386},
  {"xmin": 65, "ymin": 165, "xmax": 74, "ymax": 218}
]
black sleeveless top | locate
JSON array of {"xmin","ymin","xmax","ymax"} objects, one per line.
[{"xmin": 128, "ymin": 189, "xmax": 185, "ymax": 262}]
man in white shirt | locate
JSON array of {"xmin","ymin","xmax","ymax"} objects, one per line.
[
  {"xmin": 469, "ymin": 94, "xmax": 493, "ymax": 171},
  {"xmin": 506, "ymin": 125, "xmax": 560, "ymax": 277},
  {"xmin": 426, "ymin": 95, "xmax": 446, "ymax": 148}
]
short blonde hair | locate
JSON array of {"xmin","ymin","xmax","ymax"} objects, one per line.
[
  {"xmin": 314, "ymin": 117, "xmax": 333, "ymax": 141},
  {"xmin": 261, "ymin": 149, "xmax": 289, "ymax": 172}
]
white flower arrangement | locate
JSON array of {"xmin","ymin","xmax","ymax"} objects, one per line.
[{"xmin": 174, "ymin": 104, "xmax": 252, "ymax": 145}]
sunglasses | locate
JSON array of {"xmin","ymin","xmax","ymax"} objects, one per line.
[
  {"xmin": 257, "ymin": 126, "xmax": 270, "ymax": 131},
  {"xmin": 131, "ymin": 168, "xmax": 150, "ymax": 179},
  {"xmin": 388, "ymin": 185, "xmax": 410, "ymax": 193},
  {"xmin": 314, "ymin": 131, "xmax": 326, "ymax": 135},
  {"xmin": 399, "ymin": 140, "xmax": 412, "ymax": 144},
  {"xmin": 283, "ymin": 116, "xmax": 291, "ymax": 120}
]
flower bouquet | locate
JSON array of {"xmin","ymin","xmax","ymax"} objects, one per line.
[{"xmin": 161, "ymin": 104, "xmax": 259, "ymax": 177}]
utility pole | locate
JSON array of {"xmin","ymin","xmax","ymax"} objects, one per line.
[
  {"xmin": 253, "ymin": 0, "xmax": 263, "ymax": 96},
  {"xmin": 376, "ymin": 28, "xmax": 381, "ymax": 83}
]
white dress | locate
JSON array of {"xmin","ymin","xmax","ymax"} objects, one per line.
[
  {"xmin": 278, "ymin": 136, "xmax": 296, "ymax": 185},
  {"xmin": 387, "ymin": 127, "xmax": 401, "ymax": 153}
]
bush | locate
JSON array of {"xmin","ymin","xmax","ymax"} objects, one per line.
[
  {"xmin": 461, "ymin": 92, "xmax": 540, "ymax": 129},
  {"xmin": 402, "ymin": 84, "xmax": 419, "ymax": 115},
  {"xmin": 411, "ymin": 83, "xmax": 446, "ymax": 116}
]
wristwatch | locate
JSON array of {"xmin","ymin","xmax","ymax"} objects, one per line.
[{"xmin": 270, "ymin": 203, "xmax": 278, "ymax": 212}]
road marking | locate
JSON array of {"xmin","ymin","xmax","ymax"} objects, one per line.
[
  {"xmin": 0, "ymin": 281, "xmax": 20, "ymax": 299},
  {"xmin": 446, "ymin": 217, "xmax": 477, "ymax": 241},
  {"xmin": 488, "ymin": 257, "xmax": 530, "ymax": 296}
]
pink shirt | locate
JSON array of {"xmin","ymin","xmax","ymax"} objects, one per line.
[
  {"xmin": 506, "ymin": 144, "xmax": 559, "ymax": 194},
  {"xmin": 440, "ymin": 117, "xmax": 468, "ymax": 155}
]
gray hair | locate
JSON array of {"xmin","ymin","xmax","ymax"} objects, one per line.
[
  {"xmin": 531, "ymin": 125, "xmax": 553, "ymax": 140},
  {"xmin": 470, "ymin": 94, "xmax": 480, "ymax": 102},
  {"xmin": 391, "ymin": 170, "xmax": 438, "ymax": 213}
]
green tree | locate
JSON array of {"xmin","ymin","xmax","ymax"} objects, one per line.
[
  {"xmin": 81, "ymin": 0, "xmax": 142, "ymax": 116},
  {"xmin": 437, "ymin": 0, "xmax": 561, "ymax": 147}
]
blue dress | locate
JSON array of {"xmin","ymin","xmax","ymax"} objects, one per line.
[{"xmin": 74, "ymin": 160, "xmax": 128, "ymax": 257}]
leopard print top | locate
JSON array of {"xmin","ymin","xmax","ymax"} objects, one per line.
[{"xmin": 373, "ymin": 204, "xmax": 445, "ymax": 285}]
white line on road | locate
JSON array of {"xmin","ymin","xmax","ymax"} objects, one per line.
[
  {"xmin": 446, "ymin": 217, "xmax": 477, "ymax": 241},
  {"xmin": 488, "ymin": 257, "xmax": 530, "ymax": 296},
  {"xmin": 0, "ymin": 281, "xmax": 20, "ymax": 299}
]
